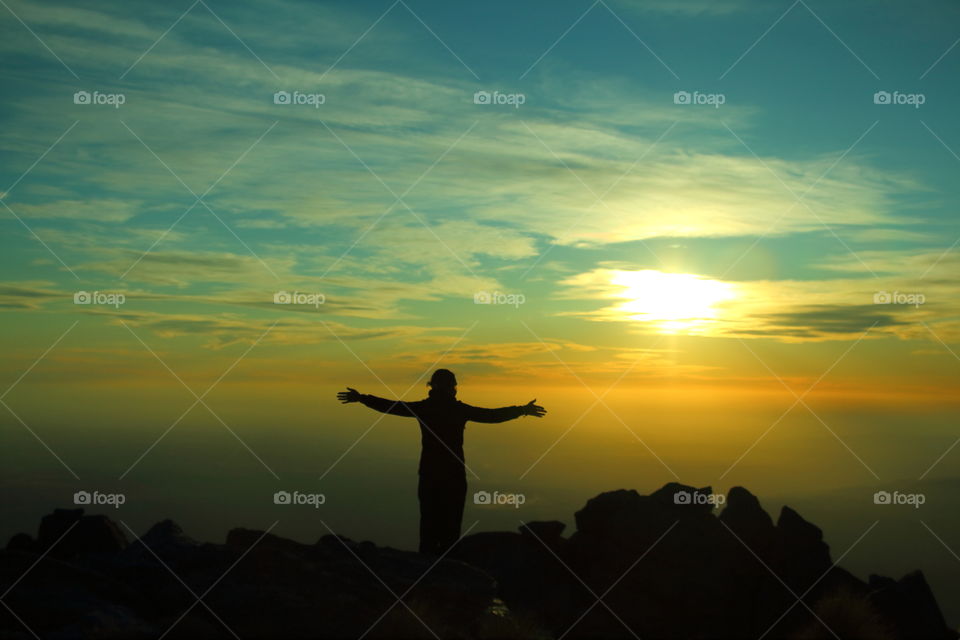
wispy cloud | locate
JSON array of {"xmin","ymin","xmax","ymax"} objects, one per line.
[
  {"xmin": 559, "ymin": 267, "xmax": 959, "ymax": 342},
  {"xmin": 616, "ymin": 0, "xmax": 751, "ymax": 16}
]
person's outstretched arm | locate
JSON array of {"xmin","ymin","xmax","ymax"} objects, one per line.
[
  {"xmin": 463, "ymin": 399, "xmax": 546, "ymax": 423},
  {"xmin": 337, "ymin": 388, "xmax": 420, "ymax": 417}
]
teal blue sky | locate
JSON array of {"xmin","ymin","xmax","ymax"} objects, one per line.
[{"xmin": 3, "ymin": 0, "xmax": 960, "ymax": 347}]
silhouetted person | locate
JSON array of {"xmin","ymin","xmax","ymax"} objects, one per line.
[{"xmin": 338, "ymin": 369, "xmax": 545, "ymax": 555}]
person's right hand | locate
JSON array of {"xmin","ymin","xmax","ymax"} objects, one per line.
[
  {"xmin": 337, "ymin": 387, "xmax": 361, "ymax": 404},
  {"xmin": 522, "ymin": 399, "xmax": 546, "ymax": 417}
]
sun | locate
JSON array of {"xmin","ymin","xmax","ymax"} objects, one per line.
[{"xmin": 609, "ymin": 270, "xmax": 736, "ymax": 334}]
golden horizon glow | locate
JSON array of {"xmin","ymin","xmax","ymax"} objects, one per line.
[{"xmin": 609, "ymin": 270, "xmax": 737, "ymax": 334}]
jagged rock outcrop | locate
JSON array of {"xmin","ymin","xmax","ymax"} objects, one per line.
[
  {"xmin": 29, "ymin": 507, "xmax": 129, "ymax": 559},
  {"xmin": 869, "ymin": 571, "xmax": 953, "ymax": 640},
  {"xmin": 720, "ymin": 485, "xmax": 776, "ymax": 552},
  {"xmin": 456, "ymin": 484, "xmax": 957, "ymax": 640},
  {"xmin": 1, "ymin": 487, "xmax": 955, "ymax": 640},
  {"xmin": 1, "ymin": 509, "xmax": 515, "ymax": 639}
]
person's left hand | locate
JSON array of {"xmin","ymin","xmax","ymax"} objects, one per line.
[{"xmin": 522, "ymin": 399, "xmax": 546, "ymax": 417}]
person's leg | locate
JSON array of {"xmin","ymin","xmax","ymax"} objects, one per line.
[
  {"xmin": 418, "ymin": 477, "xmax": 442, "ymax": 555},
  {"xmin": 435, "ymin": 479, "xmax": 467, "ymax": 554}
]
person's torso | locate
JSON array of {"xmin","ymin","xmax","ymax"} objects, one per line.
[{"xmin": 414, "ymin": 397, "xmax": 467, "ymax": 475}]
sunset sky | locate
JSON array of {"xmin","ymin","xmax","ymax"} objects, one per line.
[{"xmin": 2, "ymin": 0, "xmax": 959, "ymax": 624}]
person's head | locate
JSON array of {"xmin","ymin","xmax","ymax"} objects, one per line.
[{"xmin": 427, "ymin": 369, "xmax": 457, "ymax": 398}]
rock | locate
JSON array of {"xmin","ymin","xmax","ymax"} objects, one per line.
[
  {"xmin": 114, "ymin": 518, "xmax": 212, "ymax": 581},
  {"xmin": 793, "ymin": 585, "xmax": 896, "ymax": 640},
  {"xmin": 776, "ymin": 505, "xmax": 826, "ymax": 548},
  {"xmin": 0, "ymin": 548, "xmax": 152, "ymax": 640},
  {"xmin": 140, "ymin": 519, "xmax": 197, "ymax": 549},
  {"xmin": 650, "ymin": 481, "xmax": 717, "ymax": 514},
  {"xmin": 869, "ymin": 571, "xmax": 955, "ymax": 640},
  {"xmin": 43, "ymin": 603, "xmax": 159, "ymax": 640},
  {"xmin": 518, "ymin": 520, "xmax": 565, "ymax": 547},
  {"xmin": 6, "ymin": 532, "xmax": 35, "ymax": 552},
  {"xmin": 452, "ymin": 529, "xmax": 581, "ymax": 628},
  {"xmin": 6, "ymin": 494, "xmax": 956, "ymax": 640},
  {"xmin": 37, "ymin": 507, "xmax": 84, "ymax": 548},
  {"xmin": 227, "ymin": 526, "xmax": 312, "ymax": 557},
  {"xmin": 122, "ymin": 519, "xmax": 201, "ymax": 564},
  {"xmin": 106, "ymin": 519, "xmax": 231, "ymax": 623},
  {"xmin": 563, "ymin": 485, "xmax": 742, "ymax": 638},
  {"xmin": 775, "ymin": 506, "xmax": 832, "ymax": 592},
  {"xmin": 721, "ymin": 486, "xmax": 774, "ymax": 531},
  {"xmin": 37, "ymin": 508, "xmax": 128, "ymax": 559},
  {"xmin": 574, "ymin": 488, "xmax": 644, "ymax": 535},
  {"xmin": 217, "ymin": 526, "xmax": 499, "ymax": 638},
  {"xmin": 573, "ymin": 488, "xmax": 685, "ymax": 547},
  {"xmin": 720, "ymin": 486, "xmax": 776, "ymax": 555}
]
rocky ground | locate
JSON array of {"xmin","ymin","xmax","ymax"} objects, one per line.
[{"xmin": 2, "ymin": 483, "xmax": 956, "ymax": 639}]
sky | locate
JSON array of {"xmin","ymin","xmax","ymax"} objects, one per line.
[{"xmin": 2, "ymin": 0, "xmax": 960, "ymax": 625}]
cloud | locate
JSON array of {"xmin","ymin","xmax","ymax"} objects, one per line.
[
  {"xmin": 374, "ymin": 338, "xmax": 715, "ymax": 384},
  {"xmin": 361, "ymin": 218, "xmax": 538, "ymax": 265},
  {"xmin": 816, "ymin": 248, "xmax": 960, "ymax": 280},
  {"xmin": 0, "ymin": 283, "xmax": 64, "ymax": 310},
  {"xmin": 76, "ymin": 249, "xmax": 292, "ymax": 287},
  {"xmin": 36, "ymin": 225, "xmax": 189, "ymax": 249},
  {"xmin": 9, "ymin": 199, "xmax": 140, "ymax": 222},
  {"xmin": 615, "ymin": 0, "xmax": 750, "ymax": 15},
  {"xmin": 846, "ymin": 228, "xmax": 940, "ymax": 244},
  {"xmin": 559, "ymin": 267, "xmax": 960, "ymax": 342},
  {"xmin": 92, "ymin": 308, "xmax": 431, "ymax": 349},
  {"xmin": 741, "ymin": 304, "xmax": 909, "ymax": 339},
  {"xmin": 462, "ymin": 127, "xmax": 913, "ymax": 248},
  {"xmin": 71, "ymin": 243, "xmax": 511, "ymax": 317}
]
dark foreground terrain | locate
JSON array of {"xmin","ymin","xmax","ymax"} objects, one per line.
[{"xmin": 2, "ymin": 483, "xmax": 956, "ymax": 639}]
